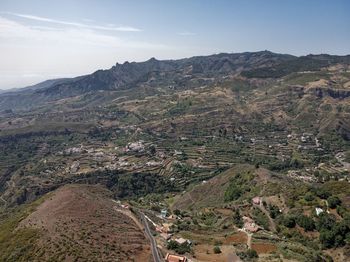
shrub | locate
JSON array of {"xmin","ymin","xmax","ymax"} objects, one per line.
[
  {"xmin": 238, "ymin": 249, "xmax": 259, "ymax": 260},
  {"xmin": 252, "ymin": 208, "xmax": 270, "ymax": 230},
  {"xmin": 316, "ymin": 188, "xmax": 331, "ymax": 199},
  {"xmin": 233, "ymin": 209, "xmax": 243, "ymax": 228},
  {"xmin": 246, "ymin": 249, "xmax": 258, "ymax": 258},
  {"xmin": 167, "ymin": 240, "xmax": 191, "ymax": 254},
  {"xmin": 268, "ymin": 204, "xmax": 281, "ymax": 219},
  {"xmin": 283, "ymin": 216, "xmax": 296, "ymax": 228},
  {"xmin": 316, "ymin": 214, "xmax": 336, "ymax": 231},
  {"xmin": 296, "ymin": 215, "xmax": 315, "ymax": 231},
  {"xmin": 304, "ymin": 192, "xmax": 315, "ymax": 202},
  {"xmin": 327, "ymin": 196, "xmax": 341, "ymax": 209},
  {"xmin": 213, "ymin": 246, "xmax": 221, "ymax": 254}
]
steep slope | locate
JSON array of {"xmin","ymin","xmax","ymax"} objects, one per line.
[{"xmin": 0, "ymin": 184, "xmax": 152, "ymax": 261}]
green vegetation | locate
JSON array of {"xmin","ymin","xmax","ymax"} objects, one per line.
[
  {"xmin": 103, "ymin": 171, "xmax": 179, "ymax": 198},
  {"xmin": 213, "ymin": 246, "xmax": 221, "ymax": 254},
  {"xmin": 327, "ymin": 196, "xmax": 341, "ymax": 209},
  {"xmin": 282, "ymin": 215, "xmax": 296, "ymax": 228},
  {"xmin": 268, "ymin": 204, "xmax": 281, "ymax": 219},
  {"xmin": 296, "ymin": 215, "xmax": 315, "ymax": 231},
  {"xmin": 167, "ymin": 240, "xmax": 192, "ymax": 254},
  {"xmin": 252, "ymin": 207, "xmax": 270, "ymax": 230},
  {"xmin": 224, "ymin": 171, "xmax": 256, "ymax": 202},
  {"xmin": 237, "ymin": 249, "xmax": 258, "ymax": 261},
  {"xmin": 233, "ymin": 209, "xmax": 243, "ymax": 228},
  {"xmin": 168, "ymin": 98, "xmax": 193, "ymax": 116},
  {"xmin": 317, "ymin": 213, "xmax": 350, "ymax": 249},
  {"xmin": 0, "ymin": 197, "xmax": 47, "ymax": 261}
]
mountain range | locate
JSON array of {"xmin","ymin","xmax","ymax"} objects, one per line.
[{"xmin": 0, "ymin": 51, "xmax": 350, "ymax": 262}]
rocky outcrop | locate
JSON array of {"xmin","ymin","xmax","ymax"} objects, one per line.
[{"xmin": 312, "ymin": 87, "xmax": 350, "ymax": 99}]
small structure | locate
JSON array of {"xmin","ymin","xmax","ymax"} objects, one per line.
[
  {"xmin": 315, "ymin": 207, "xmax": 324, "ymax": 216},
  {"xmin": 174, "ymin": 237, "xmax": 191, "ymax": 245},
  {"xmin": 146, "ymin": 161, "xmax": 161, "ymax": 167},
  {"xmin": 243, "ymin": 216, "xmax": 259, "ymax": 233},
  {"xmin": 161, "ymin": 209, "xmax": 168, "ymax": 218},
  {"xmin": 165, "ymin": 253, "xmax": 188, "ymax": 262},
  {"xmin": 174, "ymin": 150, "xmax": 183, "ymax": 156},
  {"xmin": 70, "ymin": 161, "xmax": 80, "ymax": 173},
  {"xmin": 162, "ymin": 223, "xmax": 174, "ymax": 233},
  {"xmin": 252, "ymin": 196, "xmax": 261, "ymax": 205},
  {"xmin": 125, "ymin": 141, "xmax": 145, "ymax": 153},
  {"xmin": 160, "ymin": 233, "xmax": 171, "ymax": 240}
]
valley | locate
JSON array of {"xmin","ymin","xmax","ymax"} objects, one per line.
[{"xmin": 0, "ymin": 51, "xmax": 350, "ymax": 261}]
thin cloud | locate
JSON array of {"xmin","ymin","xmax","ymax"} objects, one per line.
[
  {"xmin": 177, "ymin": 31, "xmax": 196, "ymax": 36},
  {"xmin": 0, "ymin": 16, "xmax": 165, "ymax": 49},
  {"xmin": 4, "ymin": 12, "xmax": 142, "ymax": 32}
]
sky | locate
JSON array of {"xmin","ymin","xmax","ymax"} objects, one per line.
[{"xmin": 0, "ymin": 0, "xmax": 349, "ymax": 90}]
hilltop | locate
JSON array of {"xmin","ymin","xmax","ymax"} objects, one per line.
[{"xmin": 0, "ymin": 184, "xmax": 152, "ymax": 261}]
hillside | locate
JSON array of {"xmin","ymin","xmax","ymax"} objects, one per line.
[
  {"xmin": 0, "ymin": 184, "xmax": 152, "ymax": 261},
  {"xmin": 0, "ymin": 51, "xmax": 350, "ymax": 261}
]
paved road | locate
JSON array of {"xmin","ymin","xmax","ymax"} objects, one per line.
[
  {"xmin": 139, "ymin": 212, "xmax": 163, "ymax": 262},
  {"xmin": 113, "ymin": 207, "xmax": 162, "ymax": 262}
]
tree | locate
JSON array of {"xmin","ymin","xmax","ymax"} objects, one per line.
[
  {"xmin": 283, "ymin": 215, "xmax": 296, "ymax": 228},
  {"xmin": 317, "ymin": 214, "xmax": 336, "ymax": 231},
  {"xmin": 268, "ymin": 204, "xmax": 281, "ymax": 219},
  {"xmin": 173, "ymin": 209, "xmax": 181, "ymax": 216},
  {"xmin": 327, "ymin": 196, "xmax": 341, "ymax": 209},
  {"xmin": 233, "ymin": 209, "xmax": 243, "ymax": 228},
  {"xmin": 320, "ymin": 230, "xmax": 335, "ymax": 249},
  {"xmin": 304, "ymin": 192, "xmax": 315, "ymax": 202},
  {"xmin": 296, "ymin": 215, "xmax": 315, "ymax": 231},
  {"xmin": 246, "ymin": 249, "xmax": 258, "ymax": 258},
  {"xmin": 316, "ymin": 188, "xmax": 331, "ymax": 199},
  {"xmin": 167, "ymin": 240, "xmax": 178, "ymax": 250},
  {"xmin": 213, "ymin": 246, "xmax": 221, "ymax": 254},
  {"xmin": 224, "ymin": 184, "xmax": 242, "ymax": 202},
  {"xmin": 149, "ymin": 145, "xmax": 156, "ymax": 155}
]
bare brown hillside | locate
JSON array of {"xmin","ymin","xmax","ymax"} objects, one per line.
[{"xmin": 18, "ymin": 184, "xmax": 152, "ymax": 262}]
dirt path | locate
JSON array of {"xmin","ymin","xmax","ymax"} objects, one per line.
[
  {"xmin": 238, "ymin": 229, "xmax": 252, "ymax": 249},
  {"xmin": 247, "ymin": 233, "xmax": 252, "ymax": 249}
]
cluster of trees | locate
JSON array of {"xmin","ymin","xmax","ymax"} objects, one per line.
[
  {"xmin": 268, "ymin": 204, "xmax": 281, "ymax": 219},
  {"xmin": 104, "ymin": 171, "xmax": 179, "ymax": 198},
  {"xmin": 224, "ymin": 172, "xmax": 255, "ymax": 202},
  {"xmin": 252, "ymin": 208, "xmax": 270, "ymax": 230},
  {"xmin": 281, "ymin": 214, "xmax": 315, "ymax": 232},
  {"xmin": 268, "ymin": 157, "xmax": 304, "ymax": 171},
  {"xmin": 318, "ymin": 213, "xmax": 350, "ymax": 249},
  {"xmin": 280, "ymin": 210, "xmax": 350, "ymax": 249},
  {"xmin": 233, "ymin": 209, "xmax": 244, "ymax": 228},
  {"xmin": 167, "ymin": 240, "xmax": 191, "ymax": 254},
  {"xmin": 237, "ymin": 249, "xmax": 258, "ymax": 260}
]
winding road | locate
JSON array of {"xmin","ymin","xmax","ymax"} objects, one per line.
[
  {"xmin": 139, "ymin": 212, "xmax": 163, "ymax": 262},
  {"xmin": 113, "ymin": 205, "xmax": 162, "ymax": 262}
]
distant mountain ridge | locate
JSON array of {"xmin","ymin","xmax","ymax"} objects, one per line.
[{"xmin": 0, "ymin": 51, "xmax": 349, "ymax": 112}]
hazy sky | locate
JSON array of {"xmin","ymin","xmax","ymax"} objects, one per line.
[{"xmin": 0, "ymin": 0, "xmax": 349, "ymax": 89}]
